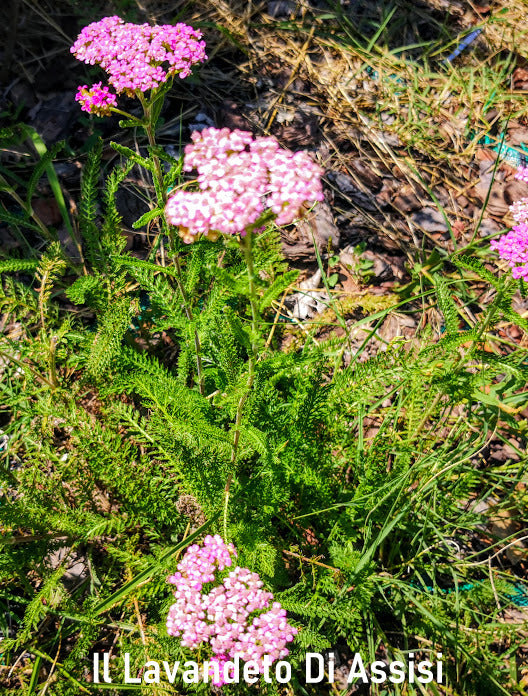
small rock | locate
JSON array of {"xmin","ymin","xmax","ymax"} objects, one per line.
[
  {"xmin": 507, "ymin": 124, "xmax": 528, "ymax": 147},
  {"xmin": 288, "ymin": 290, "xmax": 328, "ymax": 320},
  {"xmin": 217, "ymin": 100, "xmax": 252, "ymax": 130},
  {"xmin": 328, "ymin": 171, "xmax": 378, "ymax": 211},
  {"xmin": 28, "ymin": 92, "xmax": 77, "ymax": 145},
  {"xmin": 7, "ymin": 80, "xmax": 38, "ymax": 112},
  {"xmin": 46, "ymin": 546, "xmax": 88, "ymax": 586},
  {"xmin": 54, "ymin": 161, "xmax": 81, "ymax": 182},
  {"xmin": 372, "ymin": 129, "xmax": 401, "ymax": 148},
  {"xmin": 513, "ymin": 67, "xmax": 528, "ymax": 90},
  {"xmin": 362, "ymin": 249, "xmax": 389, "ymax": 278},
  {"xmin": 164, "ymin": 145, "xmax": 181, "ymax": 160},
  {"xmin": 478, "ymin": 218, "xmax": 500, "ymax": 238},
  {"xmin": 32, "ymin": 197, "xmax": 62, "ymax": 227},
  {"xmin": 433, "ymin": 185, "xmax": 450, "ymax": 207},
  {"xmin": 281, "ymin": 201, "xmax": 340, "ymax": 262},
  {"xmin": 194, "ymin": 112, "xmax": 212, "ymax": 123},
  {"xmin": 188, "ymin": 111, "xmax": 215, "ymax": 132},
  {"xmin": 0, "ymin": 225, "xmax": 21, "ymax": 251},
  {"xmin": 392, "ymin": 185, "xmax": 422, "ymax": 213},
  {"xmin": 276, "ymin": 108, "xmax": 295, "ymax": 124},
  {"xmin": 57, "ymin": 228, "xmax": 83, "ymax": 263},
  {"xmin": 300, "ymin": 268, "xmax": 322, "ymax": 291},
  {"xmin": 328, "ymin": 171, "xmax": 359, "ymax": 196},
  {"xmin": 348, "ymin": 159, "xmax": 383, "ymax": 191},
  {"xmin": 411, "ymin": 207, "xmax": 449, "ymax": 233},
  {"xmin": 267, "ymin": 0, "xmax": 296, "ymax": 17},
  {"xmin": 380, "ymin": 111, "xmax": 396, "ymax": 125}
]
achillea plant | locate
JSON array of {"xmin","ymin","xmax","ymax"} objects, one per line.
[{"xmin": 1, "ymin": 11, "xmax": 528, "ymax": 696}]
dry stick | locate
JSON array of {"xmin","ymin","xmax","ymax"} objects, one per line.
[
  {"xmin": 272, "ymin": 300, "xmax": 320, "ymax": 345},
  {"xmin": 38, "ymin": 633, "xmax": 62, "ymax": 696},
  {"xmin": 133, "ymin": 596, "xmax": 148, "ymax": 648},
  {"xmin": 282, "ymin": 549, "xmax": 341, "ymax": 572},
  {"xmin": 48, "ymin": 335, "xmax": 59, "ymax": 390},
  {"xmin": 488, "ymin": 557, "xmax": 502, "ymax": 614},
  {"xmin": 132, "ymin": 594, "xmax": 163, "ymax": 696},
  {"xmin": 1, "ymin": 177, "xmax": 56, "ymax": 244},
  {"xmin": 0, "ymin": 348, "xmax": 55, "ymax": 389},
  {"xmin": 21, "ymin": 0, "xmax": 72, "ymax": 44},
  {"xmin": 263, "ymin": 287, "xmax": 292, "ymax": 353}
]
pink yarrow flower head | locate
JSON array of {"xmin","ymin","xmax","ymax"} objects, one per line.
[
  {"xmin": 75, "ymin": 83, "xmax": 117, "ymax": 116},
  {"xmin": 515, "ymin": 166, "xmax": 528, "ymax": 184},
  {"xmin": 491, "ymin": 224, "xmax": 528, "ymax": 282},
  {"xmin": 166, "ymin": 535, "xmax": 298, "ymax": 686},
  {"xmin": 71, "ymin": 16, "xmax": 206, "ymax": 96},
  {"xmin": 491, "ymin": 167, "xmax": 528, "ymax": 281},
  {"xmin": 164, "ymin": 127, "xmax": 324, "ymax": 243},
  {"xmin": 509, "ymin": 197, "xmax": 528, "ymax": 224}
]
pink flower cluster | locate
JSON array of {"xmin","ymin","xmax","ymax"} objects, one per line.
[
  {"xmin": 491, "ymin": 169, "xmax": 528, "ymax": 281},
  {"xmin": 71, "ymin": 16, "xmax": 206, "ymax": 112},
  {"xmin": 491, "ymin": 226, "xmax": 528, "ymax": 281},
  {"xmin": 75, "ymin": 83, "xmax": 117, "ymax": 116},
  {"xmin": 515, "ymin": 166, "xmax": 528, "ymax": 184},
  {"xmin": 509, "ymin": 197, "xmax": 528, "ymax": 224},
  {"xmin": 166, "ymin": 535, "xmax": 298, "ymax": 686},
  {"xmin": 164, "ymin": 127, "xmax": 324, "ymax": 242}
]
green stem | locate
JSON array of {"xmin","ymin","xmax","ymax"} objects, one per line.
[
  {"xmin": 138, "ymin": 91, "xmax": 205, "ymax": 396},
  {"xmin": 138, "ymin": 93, "xmax": 166, "ymax": 205},
  {"xmin": 242, "ymin": 230, "xmax": 260, "ymax": 356},
  {"xmin": 466, "ymin": 277, "xmax": 515, "ymax": 364},
  {"xmin": 109, "ymin": 107, "xmax": 141, "ymax": 121},
  {"xmin": 223, "ymin": 232, "xmax": 260, "ymax": 539}
]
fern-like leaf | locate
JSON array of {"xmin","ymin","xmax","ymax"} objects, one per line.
[{"xmin": 79, "ymin": 139, "xmax": 103, "ymax": 265}]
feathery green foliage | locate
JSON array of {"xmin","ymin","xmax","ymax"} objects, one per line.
[{"xmin": 1, "ymin": 95, "xmax": 527, "ymax": 696}]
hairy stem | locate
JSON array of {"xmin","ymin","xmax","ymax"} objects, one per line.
[
  {"xmin": 139, "ymin": 92, "xmax": 205, "ymax": 395},
  {"xmin": 223, "ymin": 231, "xmax": 260, "ymax": 538}
]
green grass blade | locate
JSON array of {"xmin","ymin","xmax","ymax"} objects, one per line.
[
  {"xmin": 93, "ymin": 510, "xmax": 221, "ymax": 617},
  {"xmin": 22, "ymin": 125, "xmax": 74, "ymax": 239}
]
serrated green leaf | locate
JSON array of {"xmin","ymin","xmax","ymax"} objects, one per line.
[
  {"xmin": 118, "ymin": 119, "xmax": 143, "ymax": 129},
  {"xmin": 0, "ymin": 259, "xmax": 39, "ymax": 274},
  {"xmin": 132, "ymin": 207, "xmax": 164, "ymax": 229},
  {"xmin": 110, "ymin": 141, "xmax": 153, "ymax": 171}
]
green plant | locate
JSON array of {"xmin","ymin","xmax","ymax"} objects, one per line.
[{"xmin": 1, "ymin": 8, "xmax": 527, "ymax": 696}]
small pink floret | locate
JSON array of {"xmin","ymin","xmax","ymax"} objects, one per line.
[
  {"xmin": 75, "ymin": 82, "xmax": 117, "ymax": 116},
  {"xmin": 509, "ymin": 197, "xmax": 528, "ymax": 224},
  {"xmin": 515, "ymin": 166, "xmax": 528, "ymax": 184}
]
